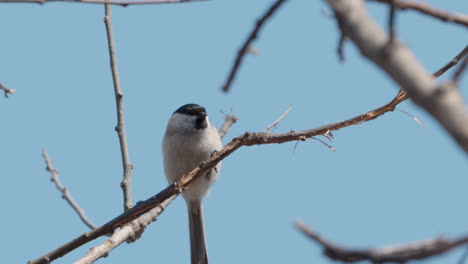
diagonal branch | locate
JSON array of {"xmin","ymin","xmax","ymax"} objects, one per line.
[
  {"xmin": 296, "ymin": 221, "xmax": 468, "ymax": 263},
  {"xmin": 218, "ymin": 114, "xmax": 239, "ymax": 139},
  {"xmin": 73, "ymin": 195, "xmax": 176, "ymax": 264},
  {"xmin": 104, "ymin": 3, "xmax": 134, "ymax": 212},
  {"xmin": 42, "ymin": 148, "xmax": 97, "ymax": 230},
  {"xmin": 452, "ymin": 55, "xmax": 468, "ymax": 85},
  {"xmin": 264, "ymin": 105, "xmax": 291, "ymax": 133},
  {"xmin": 327, "ymin": 0, "xmax": 468, "ymax": 152},
  {"xmin": 72, "ymin": 113, "xmax": 238, "ymax": 263},
  {"xmin": 221, "ymin": 0, "xmax": 288, "ymax": 92},
  {"xmin": 433, "ymin": 45, "xmax": 468, "ymax": 78},
  {"xmin": 369, "ymin": 0, "xmax": 468, "ymax": 27},
  {"xmin": 28, "ymin": 45, "xmax": 468, "ymax": 264},
  {"xmin": 0, "ymin": 0, "xmax": 206, "ymax": 6}
]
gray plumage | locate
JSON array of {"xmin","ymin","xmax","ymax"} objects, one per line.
[{"xmin": 163, "ymin": 104, "xmax": 222, "ymax": 264}]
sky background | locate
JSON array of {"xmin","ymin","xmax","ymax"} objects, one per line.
[{"xmin": 1, "ymin": 1, "xmax": 467, "ymax": 264}]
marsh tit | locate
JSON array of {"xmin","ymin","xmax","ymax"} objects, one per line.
[{"xmin": 163, "ymin": 104, "xmax": 222, "ymax": 264}]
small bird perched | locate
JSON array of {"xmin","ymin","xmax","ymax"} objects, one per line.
[{"xmin": 162, "ymin": 104, "xmax": 222, "ymax": 264}]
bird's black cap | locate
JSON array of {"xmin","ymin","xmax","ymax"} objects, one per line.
[{"xmin": 174, "ymin": 104, "xmax": 207, "ymax": 117}]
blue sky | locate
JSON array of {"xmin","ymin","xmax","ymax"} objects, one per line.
[{"xmin": 1, "ymin": 1, "xmax": 467, "ymax": 264}]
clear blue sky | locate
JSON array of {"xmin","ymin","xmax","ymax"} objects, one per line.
[{"xmin": 1, "ymin": 1, "xmax": 467, "ymax": 264}]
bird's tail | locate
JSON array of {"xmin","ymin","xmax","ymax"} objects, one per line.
[{"xmin": 188, "ymin": 202, "xmax": 208, "ymax": 264}]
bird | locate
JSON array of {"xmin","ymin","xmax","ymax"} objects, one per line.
[{"xmin": 162, "ymin": 103, "xmax": 222, "ymax": 264}]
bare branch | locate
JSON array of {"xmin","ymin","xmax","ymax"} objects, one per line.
[
  {"xmin": 296, "ymin": 221, "xmax": 468, "ymax": 263},
  {"xmin": 453, "ymin": 56, "xmax": 468, "ymax": 85},
  {"xmin": 42, "ymin": 148, "xmax": 97, "ymax": 230},
  {"xmin": 264, "ymin": 105, "xmax": 291, "ymax": 133},
  {"xmin": 218, "ymin": 113, "xmax": 239, "ymax": 139},
  {"xmin": 337, "ymin": 32, "xmax": 347, "ymax": 62},
  {"xmin": 28, "ymin": 40, "xmax": 468, "ymax": 264},
  {"xmin": 0, "ymin": 82, "xmax": 16, "ymax": 98},
  {"xmin": 104, "ymin": 4, "xmax": 133, "ymax": 211},
  {"xmin": 369, "ymin": 0, "xmax": 468, "ymax": 27},
  {"xmin": 327, "ymin": 0, "xmax": 468, "ymax": 152},
  {"xmin": 73, "ymin": 195, "xmax": 176, "ymax": 264},
  {"xmin": 387, "ymin": 0, "xmax": 396, "ymax": 43},
  {"xmin": 221, "ymin": 0, "xmax": 288, "ymax": 92},
  {"xmin": 433, "ymin": 45, "xmax": 468, "ymax": 78},
  {"xmin": 0, "ymin": 0, "xmax": 206, "ymax": 6}
]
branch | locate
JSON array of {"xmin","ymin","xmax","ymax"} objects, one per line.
[
  {"xmin": 327, "ymin": 0, "xmax": 468, "ymax": 152},
  {"xmin": 104, "ymin": 4, "xmax": 134, "ymax": 211},
  {"xmin": 0, "ymin": 82, "xmax": 16, "ymax": 98},
  {"xmin": 28, "ymin": 40, "xmax": 467, "ymax": 264},
  {"xmin": 296, "ymin": 221, "xmax": 468, "ymax": 263},
  {"xmin": 73, "ymin": 195, "xmax": 176, "ymax": 264},
  {"xmin": 369, "ymin": 0, "xmax": 468, "ymax": 27},
  {"xmin": 218, "ymin": 113, "xmax": 239, "ymax": 139},
  {"xmin": 264, "ymin": 105, "xmax": 291, "ymax": 133},
  {"xmin": 221, "ymin": 0, "xmax": 288, "ymax": 92},
  {"xmin": 72, "ymin": 110, "xmax": 238, "ymax": 263},
  {"xmin": 0, "ymin": 0, "xmax": 206, "ymax": 6},
  {"xmin": 42, "ymin": 148, "xmax": 97, "ymax": 230},
  {"xmin": 387, "ymin": 0, "xmax": 396, "ymax": 43},
  {"xmin": 433, "ymin": 46, "xmax": 468, "ymax": 78},
  {"xmin": 452, "ymin": 55, "xmax": 468, "ymax": 85}
]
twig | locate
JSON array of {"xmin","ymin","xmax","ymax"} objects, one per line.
[
  {"xmin": 458, "ymin": 246, "xmax": 468, "ymax": 264},
  {"xmin": 218, "ymin": 113, "xmax": 239, "ymax": 139},
  {"xmin": 0, "ymin": 82, "xmax": 16, "ymax": 98},
  {"xmin": 104, "ymin": 3, "xmax": 133, "ymax": 212},
  {"xmin": 221, "ymin": 0, "xmax": 288, "ymax": 92},
  {"xmin": 264, "ymin": 105, "xmax": 291, "ymax": 133},
  {"xmin": 295, "ymin": 221, "xmax": 468, "ymax": 263},
  {"xmin": 0, "ymin": 0, "xmax": 206, "ymax": 6},
  {"xmin": 433, "ymin": 45, "xmax": 468, "ymax": 78},
  {"xmin": 369, "ymin": 0, "xmax": 468, "ymax": 27},
  {"xmin": 311, "ymin": 137, "xmax": 336, "ymax": 152},
  {"xmin": 395, "ymin": 108, "xmax": 425, "ymax": 127},
  {"xmin": 337, "ymin": 32, "xmax": 347, "ymax": 62},
  {"xmin": 73, "ymin": 195, "xmax": 176, "ymax": 264},
  {"xmin": 453, "ymin": 56, "xmax": 468, "ymax": 84},
  {"xmin": 28, "ymin": 42, "xmax": 468, "ymax": 264},
  {"xmin": 42, "ymin": 148, "xmax": 97, "ymax": 230},
  {"xmin": 327, "ymin": 0, "xmax": 468, "ymax": 152},
  {"xmin": 387, "ymin": 0, "xmax": 396, "ymax": 43}
]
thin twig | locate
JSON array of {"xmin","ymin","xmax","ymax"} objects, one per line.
[
  {"xmin": 337, "ymin": 32, "xmax": 347, "ymax": 62},
  {"xmin": 395, "ymin": 108, "xmax": 426, "ymax": 127},
  {"xmin": 73, "ymin": 195, "xmax": 176, "ymax": 264},
  {"xmin": 221, "ymin": 0, "xmax": 288, "ymax": 92},
  {"xmin": 453, "ymin": 56, "xmax": 468, "ymax": 84},
  {"xmin": 42, "ymin": 148, "xmax": 97, "ymax": 230},
  {"xmin": 264, "ymin": 105, "xmax": 291, "ymax": 133},
  {"xmin": 369, "ymin": 0, "xmax": 468, "ymax": 27},
  {"xmin": 433, "ymin": 45, "xmax": 468, "ymax": 78},
  {"xmin": 28, "ymin": 46, "xmax": 468, "ymax": 264},
  {"xmin": 387, "ymin": 0, "xmax": 396, "ymax": 43},
  {"xmin": 458, "ymin": 246, "xmax": 468, "ymax": 264},
  {"xmin": 104, "ymin": 4, "xmax": 133, "ymax": 212},
  {"xmin": 0, "ymin": 0, "xmax": 206, "ymax": 6},
  {"xmin": 295, "ymin": 221, "xmax": 468, "ymax": 263},
  {"xmin": 311, "ymin": 137, "xmax": 336, "ymax": 152},
  {"xmin": 0, "ymin": 82, "xmax": 16, "ymax": 98},
  {"xmin": 218, "ymin": 113, "xmax": 239, "ymax": 139}
]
